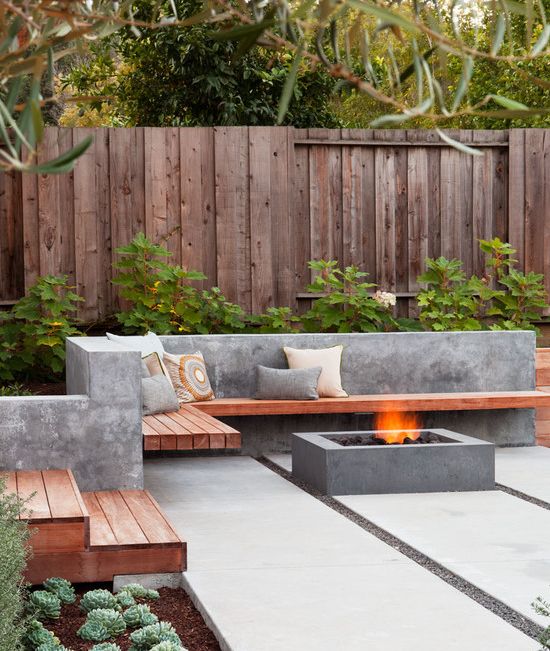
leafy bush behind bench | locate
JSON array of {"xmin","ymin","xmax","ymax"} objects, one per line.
[{"xmin": 0, "ymin": 234, "xmax": 547, "ymax": 384}]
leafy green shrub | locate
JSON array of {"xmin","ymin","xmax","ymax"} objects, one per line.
[
  {"xmin": 123, "ymin": 604, "xmax": 158, "ymax": 628},
  {"xmin": 77, "ymin": 609, "xmax": 126, "ymax": 642},
  {"xmin": 0, "ymin": 383, "xmax": 34, "ymax": 396},
  {"xmin": 0, "ymin": 275, "xmax": 83, "ymax": 381},
  {"xmin": 29, "ymin": 591, "xmax": 61, "ymax": 620},
  {"xmin": 0, "ymin": 476, "xmax": 31, "ymax": 651},
  {"xmin": 115, "ymin": 591, "xmax": 136, "ymax": 609},
  {"xmin": 42, "ymin": 578, "xmax": 76, "ymax": 605},
  {"xmin": 300, "ymin": 260, "xmax": 400, "ymax": 333},
  {"xmin": 22, "ymin": 620, "xmax": 59, "ymax": 650},
  {"xmin": 252, "ymin": 307, "xmax": 300, "ymax": 333},
  {"xmin": 116, "ymin": 584, "xmax": 159, "ymax": 600},
  {"xmin": 533, "ymin": 591, "xmax": 550, "ymax": 649},
  {"xmin": 417, "ymin": 239, "xmax": 548, "ymax": 332},
  {"xmin": 80, "ymin": 590, "xmax": 119, "ymax": 613},
  {"xmin": 128, "ymin": 622, "xmax": 182, "ymax": 650}
]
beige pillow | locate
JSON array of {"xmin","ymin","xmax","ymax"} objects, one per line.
[
  {"xmin": 283, "ymin": 345, "xmax": 348, "ymax": 398},
  {"xmin": 142, "ymin": 351, "xmax": 166, "ymax": 377},
  {"xmin": 163, "ymin": 351, "xmax": 215, "ymax": 404}
]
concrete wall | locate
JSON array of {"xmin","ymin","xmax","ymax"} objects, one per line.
[
  {"xmin": 0, "ymin": 338, "xmax": 143, "ymax": 491},
  {"xmin": 160, "ymin": 331, "xmax": 537, "ymax": 449}
]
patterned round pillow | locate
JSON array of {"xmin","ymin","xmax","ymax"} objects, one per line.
[{"xmin": 163, "ymin": 352, "xmax": 214, "ymax": 403}]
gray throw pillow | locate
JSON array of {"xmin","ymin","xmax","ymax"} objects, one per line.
[
  {"xmin": 255, "ymin": 365, "xmax": 322, "ymax": 400},
  {"xmin": 142, "ymin": 375, "xmax": 179, "ymax": 415}
]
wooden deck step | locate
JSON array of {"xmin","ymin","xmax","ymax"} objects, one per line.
[
  {"xmin": 143, "ymin": 403, "xmax": 241, "ymax": 451},
  {"xmin": 1, "ymin": 469, "xmax": 188, "ymax": 584},
  {"xmin": 3, "ymin": 469, "xmax": 89, "ymax": 554}
]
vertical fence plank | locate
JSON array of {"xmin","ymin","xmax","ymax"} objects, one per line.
[
  {"xmin": 214, "ymin": 126, "xmax": 251, "ymax": 310},
  {"xmin": 407, "ymin": 145, "xmax": 429, "ymax": 294},
  {"xmin": 290, "ymin": 129, "xmax": 311, "ymax": 312},
  {"xmin": 249, "ymin": 127, "xmax": 274, "ymax": 313},
  {"xmin": 0, "ymin": 170, "xmax": 23, "ymax": 300},
  {"xmin": 524, "ymin": 129, "xmax": 545, "ymax": 277},
  {"xmin": 508, "ymin": 129, "xmax": 525, "ymax": 267},
  {"xmin": 165, "ymin": 128, "xmax": 182, "ymax": 261},
  {"xmin": 180, "ymin": 127, "xmax": 216, "ymax": 286},
  {"xmin": 472, "ymin": 131, "xmax": 495, "ymax": 276},
  {"xmin": 57, "ymin": 129, "xmax": 75, "ymax": 287},
  {"xmin": 37, "ymin": 129, "xmax": 61, "ymax": 277},
  {"xmin": 271, "ymin": 127, "xmax": 291, "ymax": 308},
  {"xmin": 96, "ymin": 129, "xmax": 112, "ymax": 319},
  {"xmin": 145, "ymin": 127, "xmax": 168, "ymax": 244},
  {"xmin": 374, "ymin": 133, "xmax": 397, "ymax": 292}
]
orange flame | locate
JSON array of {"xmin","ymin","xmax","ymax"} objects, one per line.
[{"xmin": 373, "ymin": 410, "xmax": 423, "ymax": 445}]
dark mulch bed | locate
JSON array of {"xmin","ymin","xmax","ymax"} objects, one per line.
[
  {"xmin": 46, "ymin": 586, "xmax": 220, "ymax": 651},
  {"xmin": 24, "ymin": 381, "xmax": 67, "ymax": 395}
]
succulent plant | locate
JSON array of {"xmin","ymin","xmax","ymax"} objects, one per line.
[
  {"xmin": 78, "ymin": 608, "xmax": 126, "ymax": 641},
  {"xmin": 123, "ymin": 603, "xmax": 159, "ymax": 628},
  {"xmin": 36, "ymin": 644, "xmax": 72, "ymax": 651},
  {"xmin": 23, "ymin": 619, "xmax": 60, "ymax": 649},
  {"xmin": 80, "ymin": 589, "xmax": 119, "ymax": 613},
  {"xmin": 116, "ymin": 583, "xmax": 160, "ymax": 600},
  {"xmin": 30, "ymin": 590, "xmax": 62, "ymax": 620},
  {"xmin": 90, "ymin": 644, "xmax": 122, "ymax": 651},
  {"xmin": 43, "ymin": 577, "xmax": 76, "ymax": 605},
  {"xmin": 115, "ymin": 590, "xmax": 136, "ymax": 608},
  {"xmin": 128, "ymin": 622, "xmax": 182, "ymax": 650},
  {"xmin": 150, "ymin": 643, "xmax": 185, "ymax": 651}
]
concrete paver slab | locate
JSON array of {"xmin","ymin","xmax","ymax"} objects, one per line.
[
  {"xmin": 338, "ymin": 490, "xmax": 550, "ymax": 625},
  {"xmin": 145, "ymin": 457, "xmax": 537, "ymax": 651},
  {"xmin": 496, "ymin": 446, "xmax": 550, "ymax": 502}
]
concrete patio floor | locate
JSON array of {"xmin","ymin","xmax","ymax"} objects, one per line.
[{"xmin": 144, "ymin": 456, "xmax": 540, "ymax": 651}]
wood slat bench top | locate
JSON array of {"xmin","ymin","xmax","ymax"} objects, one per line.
[
  {"xmin": 143, "ymin": 403, "xmax": 241, "ymax": 451},
  {"xmin": 2, "ymin": 469, "xmax": 89, "ymax": 524},
  {"xmin": 194, "ymin": 391, "xmax": 550, "ymax": 417},
  {"xmin": 82, "ymin": 489, "xmax": 183, "ymax": 552}
]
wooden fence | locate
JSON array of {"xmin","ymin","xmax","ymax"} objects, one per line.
[{"xmin": 0, "ymin": 127, "xmax": 548, "ymax": 320}]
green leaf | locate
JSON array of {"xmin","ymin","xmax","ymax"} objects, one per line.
[
  {"xmin": 277, "ymin": 44, "xmax": 304, "ymax": 125},
  {"xmin": 488, "ymin": 94, "xmax": 529, "ymax": 110},
  {"xmin": 491, "ymin": 14, "xmax": 507, "ymax": 55},
  {"xmin": 531, "ymin": 25, "xmax": 550, "ymax": 55},
  {"xmin": 346, "ymin": 0, "xmax": 421, "ymax": 32},
  {"xmin": 436, "ymin": 129, "xmax": 484, "ymax": 156},
  {"xmin": 26, "ymin": 136, "xmax": 93, "ymax": 174}
]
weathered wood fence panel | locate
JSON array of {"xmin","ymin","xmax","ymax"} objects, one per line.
[{"xmin": 0, "ymin": 127, "xmax": 546, "ymax": 320}]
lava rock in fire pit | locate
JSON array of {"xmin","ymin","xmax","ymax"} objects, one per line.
[{"xmin": 329, "ymin": 431, "xmax": 449, "ymax": 446}]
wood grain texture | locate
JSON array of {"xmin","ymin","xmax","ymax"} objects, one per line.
[{"xmin": 195, "ymin": 391, "xmax": 550, "ymax": 416}]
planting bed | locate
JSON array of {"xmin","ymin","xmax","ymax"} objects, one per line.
[{"xmin": 46, "ymin": 586, "xmax": 221, "ymax": 651}]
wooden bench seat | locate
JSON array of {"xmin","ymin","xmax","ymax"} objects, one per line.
[
  {"xmin": 144, "ymin": 390, "xmax": 550, "ymax": 451},
  {"xmin": 195, "ymin": 391, "xmax": 550, "ymax": 417},
  {"xmin": 143, "ymin": 403, "xmax": 241, "ymax": 451}
]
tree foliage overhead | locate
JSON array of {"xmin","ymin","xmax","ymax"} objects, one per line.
[{"xmin": 60, "ymin": 0, "xmax": 342, "ymax": 128}]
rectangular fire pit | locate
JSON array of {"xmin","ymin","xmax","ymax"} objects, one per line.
[{"xmin": 292, "ymin": 429, "xmax": 495, "ymax": 495}]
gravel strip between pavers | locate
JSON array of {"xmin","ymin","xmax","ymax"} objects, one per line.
[
  {"xmin": 259, "ymin": 456, "xmax": 543, "ymax": 641},
  {"xmin": 496, "ymin": 482, "xmax": 550, "ymax": 511}
]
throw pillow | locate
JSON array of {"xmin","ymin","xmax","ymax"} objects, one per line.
[
  {"xmin": 106, "ymin": 331, "xmax": 171, "ymax": 380},
  {"xmin": 283, "ymin": 345, "xmax": 348, "ymax": 398},
  {"xmin": 142, "ymin": 375, "xmax": 179, "ymax": 416},
  {"xmin": 163, "ymin": 351, "xmax": 215, "ymax": 403},
  {"xmin": 255, "ymin": 366, "xmax": 322, "ymax": 400},
  {"xmin": 142, "ymin": 351, "xmax": 166, "ymax": 377}
]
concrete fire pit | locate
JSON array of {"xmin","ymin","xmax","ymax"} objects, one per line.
[{"xmin": 292, "ymin": 429, "xmax": 495, "ymax": 495}]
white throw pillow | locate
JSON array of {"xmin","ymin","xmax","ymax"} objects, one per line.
[
  {"xmin": 283, "ymin": 345, "xmax": 348, "ymax": 398},
  {"xmin": 106, "ymin": 332, "xmax": 171, "ymax": 381}
]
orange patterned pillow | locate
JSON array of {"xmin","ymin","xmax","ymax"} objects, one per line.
[{"xmin": 163, "ymin": 352, "xmax": 215, "ymax": 404}]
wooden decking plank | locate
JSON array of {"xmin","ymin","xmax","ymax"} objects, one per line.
[
  {"xmin": 142, "ymin": 420, "xmax": 159, "ymax": 436},
  {"xmin": 154, "ymin": 412, "xmax": 193, "ymax": 434},
  {"xmin": 16, "ymin": 471, "xmax": 51, "ymax": 520},
  {"xmin": 82, "ymin": 492, "xmax": 118, "ymax": 548},
  {"xmin": 94, "ymin": 490, "xmax": 148, "ymax": 546},
  {"xmin": 177, "ymin": 405, "xmax": 224, "ymax": 433},
  {"xmin": 168, "ymin": 409, "xmax": 212, "ymax": 434},
  {"xmin": 144, "ymin": 433, "xmax": 161, "ymax": 451},
  {"xmin": 176, "ymin": 434, "xmax": 194, "ymax": 450},
  {"xmin": 42, "ymin": 470, "xmax": 83, "ymax": 520},
  {"xmin": 225, "ymin": 432, "xmax": 242, "ymax": 448},
  {"xmin": 143, "ymin": 415, "xmax": 176, "ymax": 436},
  {"xmin": 120, "ymin": 491, "xmax": 180, "ymax": 545},
  {"xmin": 195, "ymin": 391, "xmax": 550, "ymax": 416},
  {"xmin": 184, "ymin": 404, "xmax": 239, "ymax": 434},
  {"xmin": 209, "ymin": 433, "xmax": 227, "ymax": 449},
  {"xmin": 193, "ymin": 433, "xmax": 210, "ymax": 449}
]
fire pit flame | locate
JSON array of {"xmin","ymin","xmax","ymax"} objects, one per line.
[{"xmin": 373, "ymin": 410, "xmax": 423, "ymax": 445}]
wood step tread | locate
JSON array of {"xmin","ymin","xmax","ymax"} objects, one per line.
[
  {"xmin": 82, "ymin": 489, "xmax": 183, "ymax": 551},
  {"xmin": 2, "ymin": 469, "xmax": 89, "ymax": 524}
]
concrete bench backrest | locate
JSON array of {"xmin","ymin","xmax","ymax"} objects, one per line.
[{"xmin": 159, "ymin": 331, "xmax": 535, "ymax": 398}]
